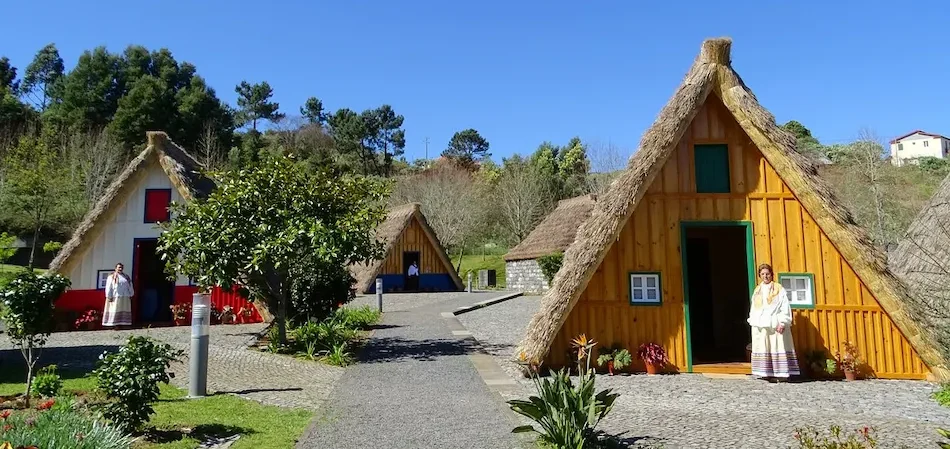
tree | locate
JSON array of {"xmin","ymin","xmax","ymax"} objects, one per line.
[
  {"xmin": 20, "ymin": 44, "xmax": 64, "ymax": 111},
  {"xmin": 158, "ymin": 157, "xmax": 389, "ymax": 344},
  {"xmin": 235, "ymin": 81, "xmax": 283, "ymax": 131},
  {"xmin": 361, "ymin": 105, "xmax": 406, "ymax": 176},
  {"xmin": 2, "ymin": 135, "xmax": 72, "ymax": 269},
  {"xmin": 326, "ymin": 106, "xmax": 406, "ymax": 176},
  {"xmin": 497, "ymin": 158, "xmax": 548, "ymax": 244},
  {"xmin": 782, "ymin": 120, "xmax": 825, "ymax": 160},
  {"xmin": 44, "ymin": 46, "xmax": 124, "ymax": 132},
  {"xmin": 301, "ymin": 97, "xmax": 326, "ymax": 125},
  {"xmin": 529, "ymin": 141, "xmax": 562, "ymax": 206},
  {"xmin": 0, "ymin": 271, "xmax": 71, "ymax": 405},
  {"xmin": 0, "ymin": 57, "xmax": 18, "ymax": 92},
  {"xmin": 557, "ymin": 137, "xmax": 590, "ymax": 198},
  {"xmin": 443, "ymin": 129, "xmax": 490, "ymax": 169}
]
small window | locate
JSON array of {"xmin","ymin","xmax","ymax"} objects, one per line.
[
  {"xmin": 629, "ymin": 272, "xmax": 661, "ymax": 306},
  {"xmin": 924, "ymin": 140, "xmax": 930, "ymax": 147},
  {"xmin": 898, "ymin": 143, "xmax": 903, "ymax": 151},
  {"xmin": 144, "ymin": 189, "xmax": 172, "ymax": 223},
  {"xmin": 778, "ymin": 273, "xmax": 815, "ymax": 309},
  {"xmin": 694, "ymin": 144, "xmax": 731, "ymax": 193}
]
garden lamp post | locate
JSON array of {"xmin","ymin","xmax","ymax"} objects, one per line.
[
  {"xmin": 467, "ymin": 272, "xmax": 473, "ymax": 293},
  {"xmin": 189, "ymin": 292, "xmax": 210, "ymax": 398},
  {"xmin": 376, "ymin": 278, "xmax": 383, "ymax": 313}
]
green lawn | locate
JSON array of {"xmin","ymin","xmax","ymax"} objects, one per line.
[
  {"xmin": 0, "ymin": 264, "xmax": 44, "ymax": 273},
  {"xmin": 457, "ymin": 253, "xmax": 506, "ymax": 288},
  {"xmin": 0, "ymin": 365, "xmax": 312, "ymax": 449}
]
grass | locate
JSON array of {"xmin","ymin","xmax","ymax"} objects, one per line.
[
  {"xmin": 457, "ymin": 253, "xmax": 506, "ymax": 289},
  {"xmin": 0, "ymin": 364, "xmax": 312, "ymax": 449},
  {"xmin": 0, "ymin": 264, "xmax": 45, "ymax": 274},
  {"xmin": 932, "ymin": 383, "xmax": 950, "ymax": 407}
]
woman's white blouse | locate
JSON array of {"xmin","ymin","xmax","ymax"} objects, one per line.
[
  {"xmin": 105, "ymin": 273, "xmax": 135, "ymax": 298},
  {"xmin": 746, "ymin": 282, "xmax": 792, "ymax": 330}
]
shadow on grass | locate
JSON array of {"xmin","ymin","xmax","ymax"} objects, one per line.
[
  {"xmin": 358, "ymin": 336, "xmax": 514, "ymax": 364},
  {"xmin": 0, "ymin": 345, "xmax": 120, "ymax": 381},
  {"xmin": 146, "ymin": 423, "xmax": 253, "ymax": 444}
]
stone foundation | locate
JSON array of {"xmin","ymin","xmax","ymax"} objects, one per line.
[{"xmin": 505, "ymin": 259, "xmax": 549, "ymax": 293}]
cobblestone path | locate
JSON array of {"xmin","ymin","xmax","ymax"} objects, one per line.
[
  {"xmin": 297, "ymin": 291, "xmax": 528, "ymax": 449},
  {"xmin": 458, "ymin": 295, "xmax": 950, "ymax": 448}
]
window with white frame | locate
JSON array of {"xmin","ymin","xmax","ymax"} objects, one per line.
[
  {"xmin": 629, "ymin": 273, "xmax": 661, "ymax": 305},
  {"xmin": 924, "ymin": 140, "xmax": 930, "ymax": 147},
  {"xmin": 779, "ymin": 273, "xmax": 814, "ymax": 308}
]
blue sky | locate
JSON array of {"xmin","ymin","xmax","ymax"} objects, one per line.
[{"xmin": 5, "ymin": 1, "xmax": 948, "ymax": 165}]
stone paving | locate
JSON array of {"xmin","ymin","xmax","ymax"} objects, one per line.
[
  {"xmin": 457, "ymin": 295, "xmax": 950, "ymax": 448},
  {"xmin": 0, "ymin": 322, "xmax": 344, "ymax": 411},
  {"xmin": 298, "ymin": 291, "xmax": 530, "ymax": 449}
]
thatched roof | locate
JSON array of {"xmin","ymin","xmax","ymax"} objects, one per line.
[
  {"xmin": 516, "ymin": 38, "xmax": 950, "ymax": 381},
  {"xmin": 890, "ymin": 173, "xmax": 950, "ymax": 355},
  {"xmin": 349, "ymin": 203, "xmax": 463, "ymax": 293},
  {"xmin": 49, "ymin": 131, "xmax": 214, "ymax": 275},
  {"xmin": 504, "ymin": 195, "xmax": 597, "ymax": 262}
]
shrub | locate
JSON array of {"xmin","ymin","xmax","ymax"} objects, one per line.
[
  {"xmin": 32, "ymin": 364, "xmax": 62, "ymax": 398},
  {"xmin": 637, "ymin": 342, "xmax": 669, "ymax": 367},
  {"xmin": 793, "ymin": 425, "xmax": 877, "ymax": 449},
  {"xmin": 334, "ymin": 306, "xmax": 380, "ymax": 329},
  {"xmin": 92, "ymin": 336, "xmax": 183, "ymax": 433},
  {"xmin": 508, "ymin": 368, "xmax": 619, "ymax": 448},
  {"xmin": 536, "ymin": 252, "xmax": 564, "ymax": 285},
  {"xmin": 933, "ymin": 384, "xmax": 950, "ymax": 407},
  {"xmin": 324, "ymin": 342, "xmax": 353, "ymax": 366},
  {"xmin": 597, "ymin": 347, "xmax": 633, "ymax": 372},
  {"xmin": 0, "ymin": 406, "xmax": 133, "ymax": 449}
]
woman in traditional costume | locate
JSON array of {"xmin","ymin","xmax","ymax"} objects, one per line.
[
  {"xmin": 747, "ymin": 263, "xmax": 800, "ymax": 380},
  {"xmin": 103, "ymin": 262, "xmax": 134, "ymax": 328}
]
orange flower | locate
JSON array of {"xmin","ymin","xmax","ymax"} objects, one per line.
[
  {"xmin": 36, "ymin": 399, "xmax": 55, "ymax": 411},
  {"xmin": 0, "ymin": 410, "xmax": 9, "ymax": 420}
]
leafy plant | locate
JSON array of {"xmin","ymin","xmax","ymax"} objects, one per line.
[
  {"xmin": 0, "ymin": 271, "xmax": 71, "ymax": 405},
  {"xmin": 0, "ymin": 407, "xmax": 133, "ymax": 449},
  {"xmin": 32, "ymin": 364, "xmax": 62, "ymax": 398},
  {"xmin": 834, "ymin": 341, "xmax": 861, "ymax": 373},
  {"xmin": 536, "ymin": 252, "xmax": 564, "ymax": 285},
  {"xmin": 334, "ymin": 306, "xmax": 381, "ymax": 329},
  {"xmin": 939, "ymin": 427, "xmax": 950, "ymax": 449},
  {"xmin": 169, "ymin": 302, "xmax": 191, "ymax": 321},
  {"xmin": 507, "ymin": 366, "xmax": 619, "ymax": 448},
  {"xmin": 74, "ymin": 308, "xmax": 100, "ymax": 330},
  {"xmin": 596, "ymin": 347, "xmax": 632, "ymax": 372},
  {"xmin": 932, "ymin": 384, "xmax": 950, "ymax": 408},
  {"xmin": 0, "ymin": 232, "xmax": 16, "ymax": 263},
  {"xmin": 637, "ymin": 342, "xmax": 668, "ymax": 367},
  {"xmin": 571, "ymin": 334, "xmax": 597, "ymax": 375},
  {"xmin": 324, "ymin": 342, "xmax": 353, "ymax": 367},
  {"xmin": 793, "ymin": 424, "xmax": 878, "ymax": 449},
  {"xmin": 825, "ymin": 358, "xmax": 839, "ymax": 376},
  {"xmin": 219, "ymin": 305, "xmax": 236, "ymax": 324},
  {"xmin": 92, "ymin": 336, "xmax": 184, "ymax": 433}
]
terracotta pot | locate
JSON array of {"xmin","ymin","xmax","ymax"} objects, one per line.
[
  {"xmin": 844, "ymin": 369, "xmax": 857, "ymax": 381},
  {"xmin": 645, "ymin": 362, "xmax": 659, "ymax": 375},
  {"xmin": 174, "ymin": 318, "xmax": 189, "ymax": 326},
  {"xmin": 607, "ymin": 360, "xmax": 615, "ymax": 376}
]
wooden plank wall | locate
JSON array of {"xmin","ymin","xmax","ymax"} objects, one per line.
[
  {"xmin": 379, "ymin": 216, "xmax": 450, "ymax": 276},
  {"xmin": 549, "ymin": 95, "xmax": 929, "ymax": 379}
]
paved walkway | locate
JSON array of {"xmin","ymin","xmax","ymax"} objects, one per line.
[
  {"xmin": 0, "ymin": 323, "xmax": 344, "ymax": 410},
  {"xmin": 298, "ymin": 291, "xmax": 527, "ymax": 449},
  {"xmin": 458, "ymin": 295, "xmax": 950, "ymax": 449}
]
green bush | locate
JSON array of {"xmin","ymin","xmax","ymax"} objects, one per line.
[
  {"xmin": 334, "ymin": 305, "xmax": 381, "ymax": 329},
  {"xmin": 32, "ymin": 364, "xmax": 62, "ymax": 397},
  {"xmin": 933, "ymin": 383, "xmax": 950, "ymax": 407},
  {"xmin": 93, "ymin": 336, "xmax": 184, "ymax": 433},
  {"xmin": 793, "ymin": 425, "xmax": 878, "ymax": 449},
  {"xmin": 536, "ymin": 252, "xmax": 564, "ymax": 285},
  {"xmin": 0, "ymin": 406, "xmax": 133, "ymax": 449},
  {"xmin": 507, "ymin": 369, "xmax": 619, "ymax": 448}
]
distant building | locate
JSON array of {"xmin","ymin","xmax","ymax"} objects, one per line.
[{"xmin": 890, "ymin": 130, "xmax": 950, "ymax": 167}]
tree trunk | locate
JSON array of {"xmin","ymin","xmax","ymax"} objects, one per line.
[
  {"xmin": 455, "ymin": 246, "xmax": 465, "ymax": 273},
  {"xmin": 28, "ymin": 224, "xmax": 40, "ymax": 271},
  {"xmin": 22, "ymin": 342, "xmax": 34, "ymax": 406},
  {"xmin": 277, "ymin": 286, "xmax": 288, "ymax": 345}
]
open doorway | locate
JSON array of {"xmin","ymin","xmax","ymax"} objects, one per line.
[
  {"xmin": 403, "ymin": 251, "xmax": 420, "ymax": 292},
  {"xmin": 133, "ymin": 239, "xmax": 175, "ymax": 323},
  {"xmin": 683, "ymin": 224, "xmax": 753, "ymax": 367}
]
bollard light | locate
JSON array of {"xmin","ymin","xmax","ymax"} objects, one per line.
[
  {"xmin": 467, "ymin": 271, "xmax": 473, "ymax": 293},
  {"xmin": 188, "ymin": 292, "xmax": 210, "ymax": 398},
  {"xmin": 376, "ymin": 278, "xmax": 383, "ymax": 313}
]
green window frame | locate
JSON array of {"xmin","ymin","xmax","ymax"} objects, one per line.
[
  {"xmin": 694, "ymin": 144, "xmax": 731, "ymax": 193},
  {"xmin": 628, "ymin": 272, "xmax": 662, "ymax": 306},
  {"xmin": 778, "ymin": 272, "xmax": 816, "ymax": 309}
]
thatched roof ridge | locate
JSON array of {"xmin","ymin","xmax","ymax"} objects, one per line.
[
  {"xmin": 890, "ymin": 173, "xmax": 950, "ymax": 353},
  {"xmin": 504, "ymin": 195, "xmax": 597, "ymax": 262},
  {"xmin": 48, "ymin": 132, "xmax": 214, "ymax": 275},
  {"xmin": 349, "ymin": 203, "xmax": 463, "ymax": 293},
  {"xmin": 516, "ymin": 38, "xmax": 950, "ymax": 381}
]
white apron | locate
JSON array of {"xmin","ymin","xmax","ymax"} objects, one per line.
[{"xmin": 747, "ymin": 282, "xmax": 800, "ymax": 378}]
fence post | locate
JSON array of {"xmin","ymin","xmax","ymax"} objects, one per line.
[
  {"xmin": 188, "ymin": 292, "xmax": 210, "ymax": 398},
  {"xmin": 376, "ymin": 278, "xmax": 383, "ymax": 313}
]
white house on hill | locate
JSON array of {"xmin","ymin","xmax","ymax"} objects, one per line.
[{"xmin": 890, "ymin": 130, "xmax": 950, "ymax": 167}]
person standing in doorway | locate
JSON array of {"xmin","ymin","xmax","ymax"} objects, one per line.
[
  {"xmin": 407, "ymin": 261, "xmax": 420, "ymax": 291},
  {"xmin": 104, "ymin": 262, "xmax": 134, "ymax": 329},
  {"xmin": 747, "ymin": 263, "xmax": 800, "ymax": 381}
]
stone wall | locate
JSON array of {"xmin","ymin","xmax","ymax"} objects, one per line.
[{"xmin": 505, "ymin": 259, "xmax": 549, "ymax": 293}]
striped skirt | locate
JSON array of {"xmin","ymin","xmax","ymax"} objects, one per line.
[
  {"xmin": 750, "ymin": 326, "xmax": 800, "ymax": 378},
  {"xmin": 103, "ymin": 296, "xmax": 132, "ymax": 326}
]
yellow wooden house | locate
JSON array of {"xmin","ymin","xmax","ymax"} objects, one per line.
[{"xmin": 517, "ymin": 38, "xmax": 950, "ymax": 381}]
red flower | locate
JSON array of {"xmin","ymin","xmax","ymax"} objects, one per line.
[
  {"xmin": 2, "ymin": 423, "xmax": 11, "ymax": 431},
  {"xmin": 36, "ymin": 399, "xmax": 54, "ymax": 411},
  {"xmin": 0, "ymin": 410, "xmax": 10, "ymax": 420}
]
